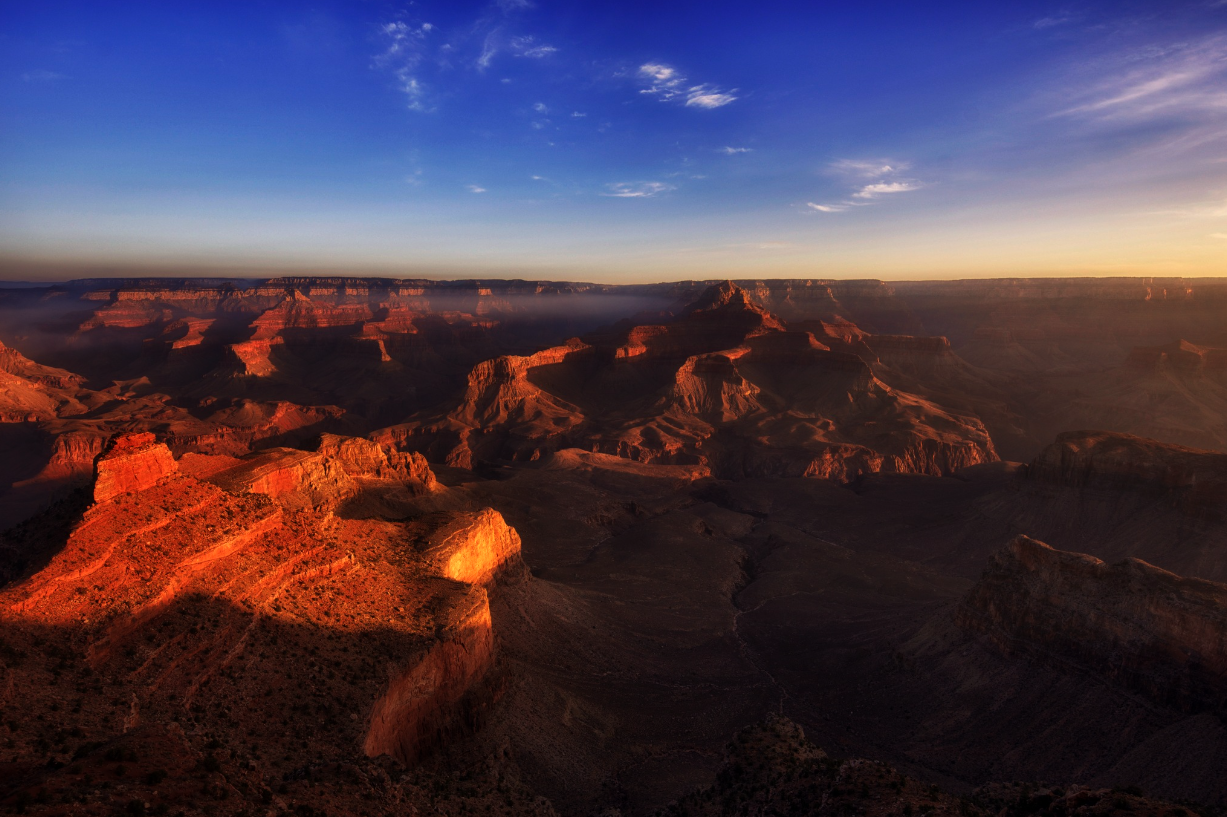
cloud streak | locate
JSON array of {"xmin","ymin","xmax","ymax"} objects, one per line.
[
  {"xmin": 637, "ymin": 63, "xmax": 738, "ymax": 109},
  {"xmin": 1057, "ymin": 34, "xmax": 1227, "ymax": 135},
  {"xmin": 510, "ymin": 35, "xmax": 557, "ymax": 58},
  {"xmin": 806, "ymin": 158, "xmax": 922, "ymax": 213},
  {"xmin": 603, "ymin": 182, "xmax": 676, "ymax": 198},
  {"xmin": 853, "ymin": 181, "xmax": 920, "ymax": 198}
]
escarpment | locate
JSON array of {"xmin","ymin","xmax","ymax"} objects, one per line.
[
  {"xmin": 957, "ymin": 535, "xmax": 1227, "ymax": 713},
  {"xmin": 363, "ymin": 585, "xmax": 496, "ymax": 765},
  {"xmin": 1027, "ymin": 431, "xmax": 1227, "ymax": 520}
]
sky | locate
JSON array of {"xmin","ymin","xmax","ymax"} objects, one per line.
[{"xmin": 2, "ymin": 0, "xmax": 1227, "ymax": 282}]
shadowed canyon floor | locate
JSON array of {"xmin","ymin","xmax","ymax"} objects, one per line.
[{"xmin": 2, "ymin": 277, "xmax": 1227, "ymax": 815}]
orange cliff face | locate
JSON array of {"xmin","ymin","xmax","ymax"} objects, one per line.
[
  {"xmin": 0, "ymin": 430, "xmax": 528, "ymax": 813},
  {"xmin": 92, "ymin": 432, "xmax": 179, "ymax": 502}
]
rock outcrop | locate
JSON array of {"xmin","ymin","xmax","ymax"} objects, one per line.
[
  {"xmin": 316, "ymin": 432, "xmax": 437, "ymax": 490},
  {"xmin": 1127, "ymin": 339, "xmax": 1227, "ymax": 372},
  {"xmin": 92, "ymin": 432, "xmax": 178, "ymax": 502},
  {"xmin": 421, "ymin": 508, "xmax": 524, "ymax": 585},
  {"xmin": 957, "ymin": 535, "xmax": 1227, "ymax": 713},
  {"xmin": 208, "ymin": 446, "xmax": 359, "ymax": 511},
  {"xmin": 1, "ymin": 431, "xmax": 526, "ymax": 813},
  {"xmin": 205, "ymin": 434, "xmax": 440, "ymax": 512}
]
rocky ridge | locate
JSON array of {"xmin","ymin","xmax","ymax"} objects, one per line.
[
  {"xmin": 957, "ymin": 535, "xmax": 1227, "ymax": 713},
  {"xmin": 0, "ymin": 430, "xmax": 532, "ymax": 815}
]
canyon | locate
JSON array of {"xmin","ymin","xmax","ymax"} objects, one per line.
[{"xmin": 2, "ymin": 276, "xmax": 1227, "ymax": 815}]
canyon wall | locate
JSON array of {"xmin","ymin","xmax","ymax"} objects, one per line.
[{"xmin": 957, "ymin": 535, "xmax": 1227, "ymax": 713}]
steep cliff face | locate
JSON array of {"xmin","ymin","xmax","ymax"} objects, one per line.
[
  {"xmin": 209, "ymin": 447, "xmax": 358, "ymax": 511},
  {"xmin": 92, "ymin": 432, "xmax": 178, "ymax": 502},
  {"xmin": 1126, "ymin": 339, "xmax": 1227, "ymax": 372},
  {"xmin": 421, "ymin": 508, "xmax": 524, "ymax": 585},
  {"xmin": 451, "ymin": 340, "xmax": 590, "ymax": 429},
  {"xmin": 957, "ymin": 535, "xmax": 1227, "ymax": 713},
  {"xmin": 666, "ymin": 350, "xmax": 763, "ymax": 423},
  {"xmin": 1028, "ymin": 431, "xmax": 1227, "ymax": 520},
  {"xmin": 0, "ymin": 340, "xmax": 92, "ymax": 421},
  {"xmin": 0, "ymin": 338, "xmax": 86, "ymax": 390}
]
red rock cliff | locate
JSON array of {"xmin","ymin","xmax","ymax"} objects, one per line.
[{"xmin": 92, "ymin": 433, "xmax": 178, "ymax": 503}]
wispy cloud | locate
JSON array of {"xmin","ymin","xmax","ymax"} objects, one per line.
[
  {"xmin": 477, "ymin": 33, "xmax": 499, "ymax": 70},
  {"xmin": 509, "ymin": 35, "xmax": 557, "ymax": 58},
  {"xmin": 374, "ymin": 21, "xmax": 434, "ymax": 111},
  {"xmin": 571, "ymin": 111, "xmax": 587, "ymax": 117},
  {"xmin": 603, "ymin": 181, "xmax": 676, "ymax": 198},
  {"xmin": 1033, "ymin": 13, "xmax": 1075, "ymax": 30},
  {"xmin": 1058, "ymin": 34, "xmax": 1227, "ymax": 127},
  {"xmin": 805, "ymin": 157, "xmax": 921, "ymax": 213},
  {"xmin": 719, "ymin": 146, "xmax": 752, "ymax": 155},
  {"xmin": 473, "ymin": 1, "xmax": 544, "ymax": 70},
  {"xmin": 854, "ymin": 181, "xmax": 921, "ymax": 198},
  {"xmin": 637, "ymin": 63, "xmax": 738, "ymax": 109},
  {"xmin": 20, "ymin": 69, "xmax": 65, "ymax": 82},
  {"xmin": 467, "ymin": 184, "xmax": 487, "ymax": 193},
  {"xmin": 830, "ymin": 158, "xmax": 909, "ymax": 177},
  {"xmin": 532, "ymin": 102, "xmax": 548, "ymax": 113}
]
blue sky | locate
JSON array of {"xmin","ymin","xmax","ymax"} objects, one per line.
[{"xmin": 2, "ymin": 1, "xmax": 1227, "ymax": 281}]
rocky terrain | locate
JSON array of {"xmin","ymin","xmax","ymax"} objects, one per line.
[{"xmin": 3, "ymin": 275, "xmax": 1227, "ymax": 815}]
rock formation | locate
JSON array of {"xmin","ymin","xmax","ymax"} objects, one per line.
[
  {"xmin": 958, "ymin": 535, "xmax": 1227, "ymax": 713},
  {"xmin": 5, "ymin": 275, "xmax": 1227, "ymax": 811},
  {"xmin": 0, "ymin": 424, "xmax": 531, "ymax": 815},
  {"xmin": 1028, "ymin": 430, "xmax": 1227, "ymax": 521},
  {"xmin": 386, "ymin": 282, "xmax": 997, "ymax": 480},
  {"xmin": 92, "ymin": 432, "xmax": 179, "ymax": 502}
]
